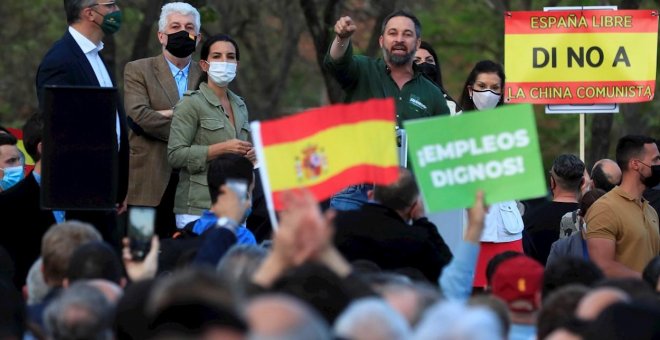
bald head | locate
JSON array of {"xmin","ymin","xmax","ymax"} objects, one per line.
[
  {"xmin": 591, "ymin": 159, "xmax": 621, "ymax": 192},
  {"xmin": 575, "ymin": 287, "xmax": 629, "ymax": 320}
]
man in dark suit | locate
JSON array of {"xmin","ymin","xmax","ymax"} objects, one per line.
[
  {"xmin": 124, "ymin": 2, "xmax": 202, "ymax": 237},
  {"xmin": 0, "ymin": 114, "xmax": 57, "ymax": 290},
  {"xmin": 35, "ymin": 0, "xmax": 127, "ymax": 243},
  {"xmin": 333, "ymin": 167, "xmax": 453, "ymax": 282}
]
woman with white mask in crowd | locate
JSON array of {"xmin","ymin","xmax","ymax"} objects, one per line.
[
  {"xmin": 168, "ymin": 34, "xmax": 255, "ymax": 228},
  {"xmin": 458, "ymin": 60, "xmax": 526, "ymax": 289}
]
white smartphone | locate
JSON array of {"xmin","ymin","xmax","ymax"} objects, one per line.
[{"xmin": 127, "ymin": 206, "xmax": 155, "ymax": 261}]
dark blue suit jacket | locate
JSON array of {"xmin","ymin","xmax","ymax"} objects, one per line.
[{"xmin": 36, "ymin": 30, "xmax": 129, "ymax": 202}]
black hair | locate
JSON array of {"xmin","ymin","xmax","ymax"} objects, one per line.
[
  {"xmin": 615, "ymin": 135, "xmax": 656, "ymax": 171},
  {"xmin": 583, "ymin": 302, "xmax": 660, "ymax": 340},
  {"xmin": 373, "ymin": 167, "xmax": 419, "ymax": 211},
  {"xmin": 207, "ymin": 153, "xmax": 254, "ymax": 205},
  {"xmin": 417, "ymin": 41, "xmax": 443, "ymax": 88},
  {"xmin": 0, "ymin": 133, "xmax": 17, "ymax": 147},
  {"xmin": 542, "ymin": 257, "xmax": 603, "ymax": 299},
  {"xmin": 201, "ymin": 34, "xmax": 240, "ymax": 61},
  {"xmin": 199, "ymin": 34, "xmax": 240, "ymax": 87},
  {"xmin": 551, "ymin": 154, "xmax": 585, "ymax": 192},
  {"xmin": 272, "ymin": 262, "xmax": 375, "ymax": 324},
  {"xmin": 537, "ymin": 284, "xmax": 590, "ymax": 339},
  {"xmin": 459, "ymin": 60, "xmax": 506, "ymax": 112},
  {"xmin": 63, "ymin": 0, "xmax": 96, "ymax": 25},
  {"xmin": 66, "ymin": 241, "xmax": 123, "ymax": 284},
  {"xmin": 381, "ymin": 10, "xmax": 422, "ymax": 38},
  {"xmin": 485, "ymin": 251, "xmax": 523, "ymax": 288},
  {"xmin": 22, "ymin": 113, "xmax": 44, "ymax": 162}
]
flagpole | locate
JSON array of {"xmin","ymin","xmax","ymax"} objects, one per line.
[
  {"xmin": 579, "ymin": 113, "xmax": 585, "ymax": 162},
  {"xmin": 250, "ymin": 121, "xmax": 280, "ymax": 231}
]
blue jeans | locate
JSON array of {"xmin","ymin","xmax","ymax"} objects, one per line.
[{"xmin": 329, "ymin": 184, "xmax": 372, "ymax": 211}]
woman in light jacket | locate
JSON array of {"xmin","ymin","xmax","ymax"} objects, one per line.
[
  {"xmin": 168, "ymin": 34, "xmax": 255, "ymax": 228},
  {"xmin": 458, "ymin": 60, "xmax": 525, "ymax": 288}
]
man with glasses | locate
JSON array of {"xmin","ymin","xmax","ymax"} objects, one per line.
[
  {"xmin": 35, "ymin": 0, "xmax": 128, "ymax": 244},
  {"xmin": 585, "ymin": 135, "xmax": 660, "ymax": 278},
  {"xmin": 123, "ymin": 2, "xmax": 202, "ymax": 237},
  {"xmin": 522, "ymin": 154, "xmax": 585, "ymax": 265}
]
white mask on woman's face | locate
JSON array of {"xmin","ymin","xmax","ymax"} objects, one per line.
[
  {"xmin": 471, "ymin": 89, "xmax": 501, "ymax": 110},
  {"xmin": 206, "ymin": 61, "xmax": 237, "ymax": 87}
]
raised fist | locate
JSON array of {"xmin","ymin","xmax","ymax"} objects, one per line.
[{"xmin": 335, "ymin": 16, "xmax": 357, "ymax": 39}]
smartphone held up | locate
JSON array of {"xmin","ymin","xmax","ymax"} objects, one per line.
[{"xmin": 127, "ymin": 206, "xmax": 155, "ymax": 261}]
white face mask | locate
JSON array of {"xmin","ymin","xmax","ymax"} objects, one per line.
[
  {"xmin": 206, "ymin": 61, "xmax": 237, "ymax": 87},
  {"xmin": 471, "ymin": 89, "xmax": 501, "ymax": 110}
]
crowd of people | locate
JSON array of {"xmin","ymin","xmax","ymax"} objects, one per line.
[{"xmin": 1, "ymin": 1, "xmax": 660, "ymax": 339}]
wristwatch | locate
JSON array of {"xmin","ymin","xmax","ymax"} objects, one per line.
[{"xmin": 216, "ymin": 217, "xmax": 239, "ymax": 234}]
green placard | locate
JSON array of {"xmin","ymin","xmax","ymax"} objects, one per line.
[{"xmin": 404, "ymin": 104, "xmax": 546, "ymax": 212}]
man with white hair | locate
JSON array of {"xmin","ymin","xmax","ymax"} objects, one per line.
[
  {"xmin": 334, "ymin": 297, "xmax": 412, "ymax": 340},
  {"xmin": 124, "ymin": 2, "xmax": 203, "ymax": 235},
  {"xmin": 44, "ymin": 281, "xmax": 115, "ymax": 340},
  {"xmin": 414, "ymin": 300, "xmax": 502, "ymax": 340},
  {"xmin": 245, "ymin": 294, "xmax": 332, "ymax": 340}
]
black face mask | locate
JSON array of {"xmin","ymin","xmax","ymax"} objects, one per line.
[
  {"xmin": 642, "ymin": 164, "xmax": 660, "ymax": 188},
  {"xmin": 166, "ymin": 30, "xmax": 197, "ymax": 58},
  {"xmin": 417, "ymin": 62, "xmax": 438, "ymax": 84}
]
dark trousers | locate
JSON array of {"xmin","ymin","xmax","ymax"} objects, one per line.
[
  {"xmin": 66, "ymin": 210, "xmax": 120, "ymax": 249},
  {"xmin": 246, "ymin": 169, "xmax": 273, "ymax": 243},
  {"xmin": 154, "ymin": 171, "xmax": 179, "ymax": 238}
]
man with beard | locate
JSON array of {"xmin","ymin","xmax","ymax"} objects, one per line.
[
  {"xmin": 585, "ymin": 135, "xmax": 660, "ymax": 278},
  {"xmin": 324, "ymin": 10, "xmax": 449, "ymax": 211}
]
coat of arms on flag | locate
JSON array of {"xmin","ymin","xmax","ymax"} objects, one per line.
[{"xmin": 251, "ymin": 98, "xmax": 400, "ymax": 221}]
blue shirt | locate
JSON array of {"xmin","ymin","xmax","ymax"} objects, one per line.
[
  {"xmin": 192, "ymin": 210, "xmax": 256, "ymax": 245},
  {"xmin": 509, "ymin": 323, "xmax": 536, "ymax": 340},
  {"xmin": 32, "ymin": 172, "xmax": 66, "ymax": 223},
  {"xmin": 439, "ymin": 241, "xmax": 480, "ymax": 301},
  {"xmin": 165, "ymin": 57, "xmax": 191, "ymax": 98}
]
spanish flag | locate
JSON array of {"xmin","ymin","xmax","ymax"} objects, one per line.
[
  {"xmin": 252, "ymin": 98, "xmax": 399, "ymax": 212},
  {"xmin": 6, "ymin": 127, "xmax": 35, "ymax": 175}
]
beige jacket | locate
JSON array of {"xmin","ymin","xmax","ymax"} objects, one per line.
[{"xmin": 123, "ymin": 55, "xmax": 202, "ymax": 206}]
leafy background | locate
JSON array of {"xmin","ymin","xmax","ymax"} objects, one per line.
[{"xmin": 1, "ymin": 0, "xmax": 658, "ymax": 172}]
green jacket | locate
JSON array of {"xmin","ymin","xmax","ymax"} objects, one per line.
[
  {"xmin": 323, "ymin": 42, "xmax": 449, "ymax": 127},
  {"xmin": 168, "ymin": 82, "xmax": 250, "ymax": 215}
]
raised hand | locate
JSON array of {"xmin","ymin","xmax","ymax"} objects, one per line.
[
  {"xmin": 211, "ymin": 184, "xmax": 250, "ymax": 225},
  {"xmin": 465, "ymin": 191, "xmax": 488, "ymax": 243},
  {"xmin": 335, "ymin": 16, "xmax": 357, "ymax": 39},
  {"xmin": 122, "ymin": 236, "xmax": 159, "ymax": 282}
]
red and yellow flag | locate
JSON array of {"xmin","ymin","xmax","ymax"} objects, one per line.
[
  {"xmin": 252, "ymin": 98, "xmax": 399, "ymax": 211},
  {"xmin": 6, "ymin": 127, "xmax": 35, "ymax": 174}
]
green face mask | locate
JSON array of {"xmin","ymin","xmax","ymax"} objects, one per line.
[{"xmin": 96, "ymin": 10, "xmax": 122, "ymax": 35}]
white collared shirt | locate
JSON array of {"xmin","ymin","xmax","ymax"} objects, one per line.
[{"xmin": 68, "ymin": 26, "xmax": 121, "ymax": 149}]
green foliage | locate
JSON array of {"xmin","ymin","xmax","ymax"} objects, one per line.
[
  {"xmin": 0, "ymin": 0, "xmax": 658, "ymax": 172},
  {"xmin": 198, "ymin": 5, "xmax": 218, "ymax": 26},
  {"xmin": 414, "ymin": 0, "xmax": 505, "ymax": 99},
  {"xmin": 0, "ymin": 0, "xmax": 63, "ymax": 125}
]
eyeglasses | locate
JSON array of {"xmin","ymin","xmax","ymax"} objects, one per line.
[{"xmin": 89, "ymin": 1, "xmax": 118, "ymax": 9}]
